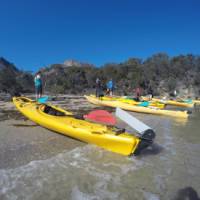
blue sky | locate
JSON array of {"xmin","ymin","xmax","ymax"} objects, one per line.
[{"xmin": 0, "ymin": 0, "xmax": 200, "ymax": 71}]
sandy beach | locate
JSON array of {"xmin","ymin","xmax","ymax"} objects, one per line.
[{"xmin": 0, "ymin": 95, "xmax": 98, "ymax": 169}]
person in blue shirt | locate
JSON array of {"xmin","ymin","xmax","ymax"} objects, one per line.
[
  {"xmin": 106, "ymin": 78, "xmax": 114, "ymax": 96},
  {"xmin": 34, "ymin": 72, "xmax": 42, "ymax": 99}
]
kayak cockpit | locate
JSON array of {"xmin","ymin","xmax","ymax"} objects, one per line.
[{"xmin": 40, "ymin": 105, "xmax": 67, "ymax": 116}]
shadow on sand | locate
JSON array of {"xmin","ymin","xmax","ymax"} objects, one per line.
[
  {"xmin": 12, "ymin": 124, "xmax": 38, "ymax": 127},
  {"xmin": 0, "ymin": 110, "xmax": 27, "ymax": 121}
]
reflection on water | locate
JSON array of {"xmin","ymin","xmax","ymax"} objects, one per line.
[{"xmin": 172, "ymin": 117, "xmax": 188, "ymax": 126}]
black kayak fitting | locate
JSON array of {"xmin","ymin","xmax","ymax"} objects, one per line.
[{"xmin": 134, "ymin": 129, "xmax": 156, "ymax": 155}]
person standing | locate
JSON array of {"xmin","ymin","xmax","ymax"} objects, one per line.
[
  {"xmin": 34, "ymin": 72, "xmax": 42, "ymax": 99},
  {"xmin": 135, "ymin": 86, "xmax": 142, "ymax": 101},
  {"xmin": 106, "ymin": 78, "xmax": 114, "ymax": 96},
  {"xmin": 147, "ymin": 85, "xmax": 154, "ymax": 100},
  {"xmin": 95, "ymin": 78, "xmax": 102, "ymax": 97}
]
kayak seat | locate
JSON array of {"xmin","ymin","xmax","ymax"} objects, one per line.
[
  {"xmin": 139, "ymin": 101, "xmax": 150, "ymax": 107},
  {"xmin": 43, "ymin": 105, "xmax": 66, "ymax": 116}
]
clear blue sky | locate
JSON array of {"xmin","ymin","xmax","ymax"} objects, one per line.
[{"xmin": 0, "ymin": 0, "xmax": 200, "ymax": 72}]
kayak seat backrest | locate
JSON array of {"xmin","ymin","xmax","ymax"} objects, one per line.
[
  {"xmin": 43, "ymin": 105, "xmax": 66, "ymax": 116},
  {"xmin": 184, "ymin": 99, "xmax": 193, "ymax": 104},
  {"xmin": 21, "ymin": 97, "xmax": 31, "ymax": 103}
]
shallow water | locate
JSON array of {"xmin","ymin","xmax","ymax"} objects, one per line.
[{"xmin": 0, "ymin": 99, "xmax": 200, "ymax": 200}]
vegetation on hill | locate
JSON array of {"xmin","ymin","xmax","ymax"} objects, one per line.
[
  {"xmin": 0, "ymin": 53, "xmax": 200, "ymax": 97},
  {"xmin": 0, "ymin": 57, "xmax": 34, "ymax": 95}
]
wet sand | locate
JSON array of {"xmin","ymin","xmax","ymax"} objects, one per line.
[
  {"xmin": 0, "ymin": 119, "xmax": 85, "ymax": 169},
  {"xmin": 0, "ymin": 95, "xmax": 200, "ymax": 200},
  {"xmin": 0, "ymin": 96, "xmax": 98, "ymax": 169}
]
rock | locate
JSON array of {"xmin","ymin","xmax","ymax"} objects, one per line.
[{"xmin": 63, "ymin": 60, "xmax": 81, "ymax": 67}]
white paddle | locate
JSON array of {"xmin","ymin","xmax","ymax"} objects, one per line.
[
  {"xmin": 115, "ymin": 107, "xmax": 155, "ymax": 142},
  {"xmin": 115, "ymin": 107, "xmax": 151, "ymax": 133}
]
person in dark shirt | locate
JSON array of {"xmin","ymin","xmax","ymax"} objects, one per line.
[
  {"xmin": 95, "ymin": 78, "xmax": 103, "ymax": 97},
  {"xmin": 147, "ymin": 85, "xmax": 154, "ymax": 100}
]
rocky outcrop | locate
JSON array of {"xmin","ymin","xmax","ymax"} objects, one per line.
[{"xmin": 64, "ymin": 60, "xmax": 81, "ymax": 67}]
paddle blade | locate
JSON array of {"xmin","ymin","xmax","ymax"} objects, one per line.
[
  {"xmin": 37, "ymin": 96, "xmax": 49, "ymax": 103},
  {"xmin": 115, "ymin": 107, "xmax": 152, "ymax": 134},
  {"xmin": 84, "ymin": 110, "xmax": 117, "ymax": 125}
]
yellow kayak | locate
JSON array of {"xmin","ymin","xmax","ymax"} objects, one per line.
[
  {"xmin": 93, "ymin": 95, "xmax": 165, "ymax": 109},
  {"xmin": 194, "ymin": 100, "xmax": 200, "ymax": 104},
  {"xmin": 13, "ymin": 96, "xmax": 155, "ymax": 156},
  {"xmin": 85, "ymin": 95, "xmax": 189, "ymax": 119},
  {"xmin": 142, "ymin": 97, "xmax": 194, "ymax": 108},
  {"xmin": 118, "ymin": 98, "xmax": 165, "ymax": 109}
]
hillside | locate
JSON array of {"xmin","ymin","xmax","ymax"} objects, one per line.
[
  {"xmin": 0, "ymin": 57, "xmax": 34, "ymax": 95},
  {"xmin": 1, "ymin": 54, "xmax": 200, "ymax": 97},
  {"xmin": 40, "ymin": 54, "xmax": 200, "ymax": 97}
]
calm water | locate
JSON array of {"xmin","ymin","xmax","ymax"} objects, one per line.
[{"xmin": 0, "ymin": 101, "xmax": 200, "ymax": 200}]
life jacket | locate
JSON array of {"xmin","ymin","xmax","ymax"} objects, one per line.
[{"xmin": 34, "ymin": 76, "xmax": 42, "ymax": 87}]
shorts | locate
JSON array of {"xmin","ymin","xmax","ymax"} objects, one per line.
[{"xmin": 36, "ymin": 85, "xmax": 42, "ymax": 95}]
